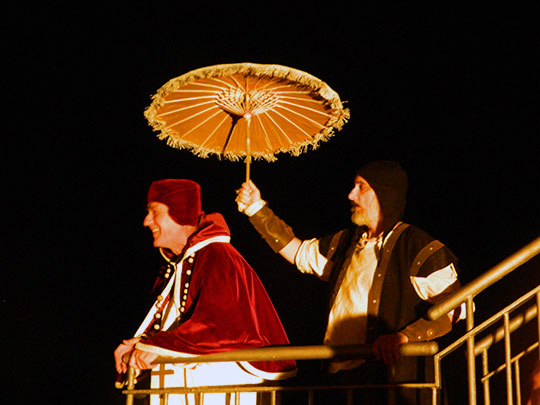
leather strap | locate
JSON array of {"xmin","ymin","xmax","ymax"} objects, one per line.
[
  {"xmin": 366, "ymin": 223, "xmax": 410, "ymax": 326},
  {"xmin": 409, "ymin": 239, "xmax": 444, "ymax": 277}
]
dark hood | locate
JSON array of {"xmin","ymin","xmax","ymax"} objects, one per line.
[{"xmin": 356, "ymin": 160, "xmax": 408, "ymax": 234}]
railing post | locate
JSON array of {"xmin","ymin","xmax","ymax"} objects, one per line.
[
  {"xmin": 125, "ymin": 367, "xmax": 135, "ymax": 405},
  {"xmin": 433, "ymin": 352, "xmax": 442, "ymax": 405},
  {"xmin": 514, "ymin": 360, "xmax": 522, "ymax": 405},
  {"xmin": 346, "ymin": 388, "xmax": 353, "ymax": 405},
  {"xmin": 503, "ymin": 313, "xmax": 513, "ymax": 405},
  {"xmin": 537, "ymin": 291, "xmax": 540, "ymax": 362},
  {"xmin": 481, "ymin": 350, "xmax": 491, "ymax": 405},
  {"xmin": 466, "ymin": 296, "xmax": 477, "ymax": 405},
  {"xmin": 270, "ymin": 390, "xmax": 277, "ymax": 405}
]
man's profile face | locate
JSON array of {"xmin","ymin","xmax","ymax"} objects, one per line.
[
  {"xmin": 143, "ymin": 202, "xmax": 194, "ymax": 255},
  {"xmin": 348, "ymin": 175, "xmax": 381, "ymax": 231}
]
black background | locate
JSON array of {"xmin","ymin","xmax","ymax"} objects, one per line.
[{"xmin": 4, "ymin": 4, "xmax": 539, "ymax": 404}]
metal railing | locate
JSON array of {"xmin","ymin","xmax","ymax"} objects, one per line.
[
  {"xmin": 428, "ymin": 236, "xmax": 540, "ymax": 405},
  {"xmin": 123, "ymin": 343, "xmax": 440, "ymax": 405},
  {"xmin": 122, "ymin": 236, "xmax": 540, "ymax": 405}
]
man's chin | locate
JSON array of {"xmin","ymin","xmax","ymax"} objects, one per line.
[{"xmin": 351, "ymin": 212, "xmax": 368, "ymax": 227}]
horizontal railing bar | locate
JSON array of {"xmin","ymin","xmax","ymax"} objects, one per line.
[
  {"xmin": 153, "ymin": 342, "xmax": 439, "ymax": 365},
  {"xmin": 123, "ymin": 382, "xmax": 438, "ymax": 395},
  {"xmin": 428, "ymin": 236, "xmax": 540, "ymax": 321},
  {"xmin": 474, "ymin": 304, "xmax": 538, "ymax": 355}
]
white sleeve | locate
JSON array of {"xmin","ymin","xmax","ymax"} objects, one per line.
[
  {"xmin": 294, "ymin": 238, "xmax": 330, "ymax": 279},
  {"xmin": 410, "ymin": 263, "xmax": 466, "ymax": 320},
  {"xmin": 243, "ymin": 200, "xmax": 266, "ymax": 217},
  {"xmin": 411, "ymin": 263, "xmax": 459, "ymax": 300}
]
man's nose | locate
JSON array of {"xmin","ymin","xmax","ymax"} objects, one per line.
[
  {"xmin": 143, "ymin": 213, "xmax": 152, "ymax": 227},
  {"xmin": 348, "ymin": 187, "xmax": 357, "ymax": 201}
]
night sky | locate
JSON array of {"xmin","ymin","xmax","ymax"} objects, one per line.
[{"xmin": 5, "ymin": 5, "xmax": 540, "ymax": 404}]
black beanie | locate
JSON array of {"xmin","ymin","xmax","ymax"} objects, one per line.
[{"xmin": 356, "ymin": 161, "xmax": 408, "ymax": 233}]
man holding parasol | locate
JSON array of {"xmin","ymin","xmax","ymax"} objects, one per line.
[{"xmin": 236, "ymin": 160, "xmax": 463, "ymax": 404}]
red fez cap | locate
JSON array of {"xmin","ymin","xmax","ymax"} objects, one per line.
[{"xmin": 147, "ymin": 179, "xmax": 202, "ymax": 225}]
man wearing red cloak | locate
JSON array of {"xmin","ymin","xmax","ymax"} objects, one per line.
[{"xmin": 114, "ymin": 179, "xmax": 296, "ymax": 404}]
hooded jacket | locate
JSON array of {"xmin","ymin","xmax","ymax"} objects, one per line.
[
  {"xmin": 316, "ymin": 161, "xmax": 459, "ymax": 386},
  {"xmin": 244, "ymin": 161, "xmax": 460, "ymax": 404}
]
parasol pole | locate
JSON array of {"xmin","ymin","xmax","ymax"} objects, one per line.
[
  {"xmin": 244, "ymin": 113, "xmax": 252, "ymax": 183},
  {"xmin": 244, "ymin": 76, "xmax": 252, "ymax": 183}
]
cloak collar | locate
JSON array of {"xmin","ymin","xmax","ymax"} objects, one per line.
[{"xmin": 160, "ymin": 212, "xmax": 231, "ymax": 264}]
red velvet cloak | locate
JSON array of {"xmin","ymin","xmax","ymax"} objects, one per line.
[{"xmin": 139, "ymin": 213, "xmax": 296, "ymax": 376}]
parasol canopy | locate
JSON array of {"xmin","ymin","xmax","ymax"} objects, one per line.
[{"xmin": 144, "ymin": 62, "xmax": 349, "ymax": 180}]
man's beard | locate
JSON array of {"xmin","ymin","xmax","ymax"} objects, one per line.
[{"xmin": 351, "ymin": 208, "xmax": 370, "ymax": 227}]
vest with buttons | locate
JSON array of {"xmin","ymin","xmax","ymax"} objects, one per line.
[{"xmin": 319, "ymin": 222, "xmax": 458, "ymax": 383}]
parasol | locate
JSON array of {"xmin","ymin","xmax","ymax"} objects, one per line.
[{"xmin": 144, "ymin": 62, "xmax": 349, "ymax": 181}]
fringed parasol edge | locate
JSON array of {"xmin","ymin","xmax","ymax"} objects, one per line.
[
  {"xmin": 144, "ymin": 62, "xmax": 351, "ymax": 162},
  {"xmin": 156, "ymin": 116, "xmax": 348, "ymax": 163},
  {"xmin": 144, "ymin": 62, "xmax": 348, "ymax": 125}
]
